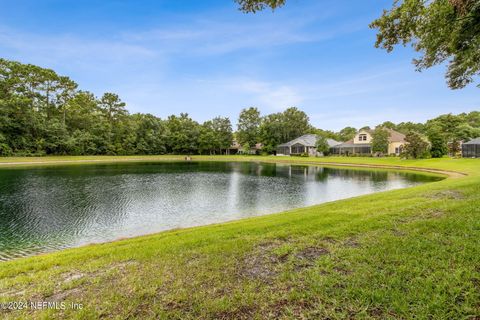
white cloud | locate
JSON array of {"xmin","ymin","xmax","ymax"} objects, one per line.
[
  {"xmin": 0, "ymin": 26, "xmax": 157, "ymax": 71},
  {"xmin": 194, "ymin": 77, "xmax": 304, "ymax": 111},
  {"xmin": 120, "ymin": 9, "xmax": 356, "ymax": 56}
]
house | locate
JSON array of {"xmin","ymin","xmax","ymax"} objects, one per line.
[
  {"xmin": 330, "ymin": 128, "xmax": 406, "ymax": 156},
  {"xmin": 276, "ymin": 134, "xmax": 342, "ymax": 156},
  {"xmin": 227, "ymin": 140, "xmax": 241, "ymax": 155},
  {"xmin": 227, "ymin": 140, "xmax": 263, "ymax": 155},
  {"xmin": 462, "ymin": 137, "xmax": 480, "ymax": 158},
  {"xmin": 244, "ymin": 143, "xmax": 263, "ymax": 155}
]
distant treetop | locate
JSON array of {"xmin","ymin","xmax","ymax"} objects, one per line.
[{"xmin": 235, "ymin": 0, "xmax": 285, "ymax": 13}]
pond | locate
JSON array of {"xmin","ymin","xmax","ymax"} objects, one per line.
[{"xmin": 0, "ymin": 161, "xmax": 442, "ymax": 260}]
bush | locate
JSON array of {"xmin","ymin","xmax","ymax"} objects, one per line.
[{"xmin": 402, "ymin": 131, "xmax": 431, "ymax": 159}]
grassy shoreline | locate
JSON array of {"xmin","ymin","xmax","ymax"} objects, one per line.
[{"xmin": 0, "ymin": 156, "xmax": 479, "ymax": 319}]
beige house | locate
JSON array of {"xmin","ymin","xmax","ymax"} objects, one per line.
[{"xmin": 331, "ymin": 128, "xmax": 406, "ymax": 156}]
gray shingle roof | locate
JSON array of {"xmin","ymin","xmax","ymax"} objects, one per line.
[
  {"xmin": 463, "ymin": 137, "xmax": 480, "ymax": 145},
  {"xmin": 278, "ymin": 134, "xmax": 342, "ymax": 148}
]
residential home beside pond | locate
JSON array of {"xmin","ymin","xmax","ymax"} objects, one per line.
[
  {"xmin": 276, "ymin": 134, "xmax": 342, "ymax": 156},
  {"xmin": 330, "ymin": 128, "xmax": 406, "ymax": 156}
]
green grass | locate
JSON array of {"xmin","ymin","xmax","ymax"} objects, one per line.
[{"xmin": 0, "ymin": 156, "xmax": 479, "ymax": 319}]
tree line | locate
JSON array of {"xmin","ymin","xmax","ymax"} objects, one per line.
[
  {"xmin": 0, "ymin": 59, "xmax": 235, "ymax": 156},
  {"xmin": 0, "ymin": 59, "xmax": 315, "ymax": 156},
  {"xmin": 1, "ymin": 58, "xmax": 479, "ymax": 157}
]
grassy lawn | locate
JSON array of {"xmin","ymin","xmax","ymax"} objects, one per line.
[{"xmin": 0, "ymin": 156, "xmax": 479, "ymax": 319}]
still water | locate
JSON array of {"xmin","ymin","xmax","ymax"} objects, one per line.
[{"xmin": 0, "ymin": 161, "xmax": 442, "ymax": 260}]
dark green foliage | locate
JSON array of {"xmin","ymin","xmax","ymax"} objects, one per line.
[
  {"xmin": 281, "ymin": 107, "xmax": 311, "ymax": 140},
  {"xmin": 375, "ymin": 121, "xmax": 427, "ymax": 135},
  {"xmin": 259, "ymin": 112, "xmax": 283, "ymax": 154},
  {"xmin": 371, "ymin": 128, "xmax": 390, "ymax": 155},
  {"xmin": 315, "ymin": 135, "xmax": 330, "ymax": 155},
  {"xmin": 237, "ymin": 107, "xmax": 261, "ymax": 147},
  {"xmin": 426, "ymin": 114, "xmax": 463, "ymax": 138},
  {"xmin": 427, "ymin": 127, "xmax": 448, "ymax": 158},
  {"xmin": 259, "ymin": 107, "xmax": 311, "ymax": 153},
  {"xmin": 336, "ymin": 127, "xmax": 356, "ymax": 142},
  {"xmin": 315, "ymin": 128, "xmax": 341, "ymax": 141},
  {"xmin": 165, "ymin": 113, "xmax": 200, "ymax": 154},
  {"xmin": 402, "ymin": 131, "xmax": 431, "ymax": 159},
  {"xmin": 379, "ymin": 121, "xmax": 396, "ymax": 129},
  {"xmin": 462, "ymin": 110, "xmax": 480, "ymax": 127},
  {"xmin": 395, "ymin": 122, "xmax": 426, "ymax": 135},
  {"xmin": 0, "ymin": 59, "xmax": 229, "ymax": 156},
  {"xmin": 199, "ymin": 117, "xmax": 233, "ymax": 155},
  {"xmin": 426, "ymin": 112, "xmax": 480, "ymax": 155}
]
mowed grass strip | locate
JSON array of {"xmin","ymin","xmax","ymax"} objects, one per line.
[{"xmin": 0, "ymin": 156, "xmax": 479, "ymax": 319}]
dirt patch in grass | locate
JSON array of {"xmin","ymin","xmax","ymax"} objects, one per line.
[
  {"xmin": 92, "ymin": 260, "xmax": 139, "ymax": 278},
  {"xmin": 427, "ymin": 190, "xmax": 465, "ymax": 200},
  {"xmin": 212, "ymin": 305, "xmax": 257, "ymax": 320},
  {"xmin": 423, "ymin": 209, "xmax": 446, "ymax": 219},
  {"xmin": 391, "ymin": 229, "xmax": 407, "ymax": 237},
  {"xmin": 367, "ymin": 307, "xmax": 391, "ymax": 319},
  {"xmin": 321, "ymin": 236, "xmax": 338, "ymax": 244},
  {"xmin": 161, "ymin": 299, "xmax": 193, "ymax": 312},
  {"xmin": 61, "ymin": 271, "xmax": 85, "ymax": 283},
  {"xmin": 239, "ymin": 242, "xmax": 283, "ymax": 282},
  {"xmin": 238, "ymin": 240, "xmax": 330, "ymax": 281},
  {"xmin": 293, "ymin": 246, "xmax": 329, "ymax": 271},
  {"xmin": 43, "ymin": 260, "xmax": 140, "ymax": 302},
  {"xmin": 342, "ymin": 238, "xmax": 361, "ymax": 248},
  {"xmin": 48, "ymin": 287, "xmax": 83, "ymax": 302},
  {"xmin": 396, "ymin": 209, "xmax": 447, "ymax": 224},
  {"xmin": 264, "ymin": 298, "xmax": 316, "ymax": 319},
  {"xmin": 295, "ymin": 247, "xmax": 329, "ymax": 261},
  {"xmin": 471, "ymin": 278, "xmax": 480, "ymax": 290},
  {"xmin": 240, "ymin": 240, "xmax": 331, "ymax": 277},
  {"xmin": 333, "ymin": 266, "xmax": 351, "ymax": 275},
  {"xmin": 0, "ymin": 289, "xmax": 26, "ymax": 297}
]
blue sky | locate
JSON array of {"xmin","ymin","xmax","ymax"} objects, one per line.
[{"xmin": 1, "ymin": 0, "xmax": 478, "ymax": 130}]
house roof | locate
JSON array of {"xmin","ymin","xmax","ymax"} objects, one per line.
[
  {"xmin": 278, "ymin": 134, "xmax": 342, "ymax": 148},
  {"xmin": 463, "ymin": 137, "xmax": 480, "ymax": 145},
  {"xmin": 384, "ymin": 128, "xmax": 406, "ymax": 143},
  {"xmin": 358, "ymin": 128, "xmax": 406, "ymax": 143}
]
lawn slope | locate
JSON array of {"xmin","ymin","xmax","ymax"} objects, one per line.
[{"xmin": 0, "ymin": 156, "xmax": 479, "ymax": 319}]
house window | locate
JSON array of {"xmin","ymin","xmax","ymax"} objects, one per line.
[{"xmin": 359, "ymin": 134, "xmax": 367, "ymax": 141}]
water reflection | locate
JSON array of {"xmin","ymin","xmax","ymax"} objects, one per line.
[{"xmin": 0, "ymin": 162, "xmax": 442, "ymax": 260}]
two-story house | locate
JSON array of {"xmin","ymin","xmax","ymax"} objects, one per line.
[{"xmin": 330, "ymin": 128, "xmax": 406, "ymax": 156}]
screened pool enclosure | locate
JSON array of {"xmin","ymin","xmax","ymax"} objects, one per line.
[{"xmin": 462, "ymin": 138, "xmax": 480, "ymax": 158}]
